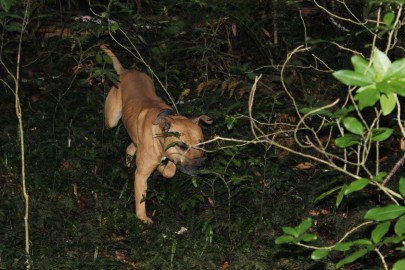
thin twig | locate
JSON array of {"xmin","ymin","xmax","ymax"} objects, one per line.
[{"xmin": 382, "ymin": 152, "xmax": 405, "ymax": 186}]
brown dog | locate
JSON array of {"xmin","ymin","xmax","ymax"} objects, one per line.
[{"xmin": 101, "ymin": 45, "xmax": 212, "ymax": 223}]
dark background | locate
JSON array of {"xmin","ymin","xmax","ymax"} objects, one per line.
[{"xmin": 1, "ymin": 1, "xmax": 404, "ymax": 269}]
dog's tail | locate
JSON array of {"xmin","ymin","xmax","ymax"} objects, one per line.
[{"xmin": 100, "ymin": 44, "xmax": 125, "ymax": 75}]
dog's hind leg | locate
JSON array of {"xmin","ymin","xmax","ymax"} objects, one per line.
[{"xmin": 104, "ymin": 86, "xmax": 122, "ymax": 128}]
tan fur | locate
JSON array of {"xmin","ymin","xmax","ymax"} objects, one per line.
[{"xmin": 101, "ymin": 45, "xmax": 212, "ymax": 223}]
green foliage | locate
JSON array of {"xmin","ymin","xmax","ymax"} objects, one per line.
[{"xmin": 276, "ymin": 32, "xmax": 405, "ymax": 269}]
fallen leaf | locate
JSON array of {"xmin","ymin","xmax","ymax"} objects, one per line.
[{"xmin": 295, "ymin": 162, "xmax": 314, "ymax": 170}]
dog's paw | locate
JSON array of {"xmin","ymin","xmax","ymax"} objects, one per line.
[{"xmin": 138, "ymin": 215, "xmax": 154, "ymax": 224}]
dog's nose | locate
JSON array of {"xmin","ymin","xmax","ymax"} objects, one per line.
[{"xmin": 177, "ymin": 157, "xmax": 205, "ymax": 176}]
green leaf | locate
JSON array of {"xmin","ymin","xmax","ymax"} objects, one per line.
[
  {"xmin": 374, "ymin": 171, "xmax": 387, "ymax": 182},
  {"xmin": 385, "ymin": 57, "xmax": 405, "ymax": 80},
  {"xmin": 399, "ymin": 177, "xmax": 405, "ymax": 198},
  {"xmin": 380, "ymin": 93, "xmax": 396, "ymax": 115},
  {"xmin": 226, "ymin": 116, "xmax": 236, "ymax": 130},
  {"xmin": 295, "ymin": 218, "xmax": 313, "ymax": 235},
  {"xmin": 282, "ymin": 226, "xmax": 298, "ymax": 237},
  {"xmin": 371, "ymin": 221, "xmax": 390, "ymax": 244},
  {"xmin": 336, "ymin": 248, "xmax": 369, "ymax": 268},
  {"xmin": 296, "ymin": 233, "xmax": 317, "ymax": 242},
  {"xmin": 394, "ymin": 216, "xmax": 405, "ymax": 236},
  {"xmin": 331, "ymin": 106, "xmax": 355, "ymax": 118},
  {"xmin": 393, "ymin": 260, "xmax": 405, "ymax": 270},
  {"xmin": 383, "ymin": 235, "xmax": 405, "ymax": 244},
  {"xmin": 311, "ymin": 249, "xmax": 329, "ymax": 260},
  {"xmin": 345, "ymin": 178, "xmax": 369, "ymax": 195},
  {"xmin": 376, "ymin": 81, "xmax": 394, "ymax": 94},
  {"xmin": 383, "ymin": 12, "xmax": 395, "ymax": 25},
  {"xmin": 354, "ymin": 85, "xmax": 379, "ymax": 110},
  {"xmin": 110, "ymin": 22, "xmax": 120, "ymax": 32},
  {"xmin": 336, "ymin": 184, "xmax": 347, "ymax": 207},
  {"xmin": 334, "ymin": 242, "xmax": 353, "ymax": 251},
  {"xmin": 335, "ymin": 134, "xmax": 360, "ymax": 148},
  {"xmin": 246, "ymin": 71, "xmax": 257, "ymax": 80},
  {"xmin": 95, "ymin": 54, "xmax": 103, "ymax": 65},
  {"xmin": 351, "ymin": 55, "xmax": 376, "ymax": 78},
  {"xmin": 371, "ymin": 128, "xmax": 393, "ymax": 142},
  {"xmin": 0, "ymin": 0, "xmax": 16, "ymax": 12},
  {"xmin": 343, "ymin": 116, "xmax": 364, "ymax": 135},
  {"xmin": 387, "ymin": 81, "xmax": 405, "ymax": 96},
  {"xmin": 275, "ymin": 235, "xmax": 294, "ymax": 245},
  {"xmin": 4, "ymin": 22, "xmax": 22, "ymax": 32},
  {"xmin": 351, "ymin": 239, "xmax": 374, "ymax": 247},
  {"xmin": 315, "ymin": 185, "xmax": 342, "ymax": 203},
  {"xmin": 372, "ymin": 48, "xmax": 391, "ymax": 78},
  {"xmin": 333, "ymin": 70, "xmax": 373, "ymax": 86},
  {"xmin": 365, "ymin": 205, "xmax": 405, "ymax": 221},
  {"xmin": 102, "ymin": 55, "xmax": 113, "ymax": 64}
]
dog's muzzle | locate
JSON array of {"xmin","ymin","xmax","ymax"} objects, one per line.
[{"xmin": 176, "ymin": 157, "xmax": 205, "ymax": 176}]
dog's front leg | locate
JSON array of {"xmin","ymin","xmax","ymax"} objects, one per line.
[
  {"xmin": 134, "ymin": 169, "xmax": 154, "ymax": 223},
  {"xmin": 126, "ymin": 143, "xmax": 137, "ymax": 167}
]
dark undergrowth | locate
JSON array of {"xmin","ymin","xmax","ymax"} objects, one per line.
[{"xmin": 1, "ymin": 1, "xmax": 404, "ymax": 269}]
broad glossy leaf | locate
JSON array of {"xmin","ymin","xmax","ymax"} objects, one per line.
[
  {"xmin": 336, "ymin": 248, "xmax": 369, "ymax": 268},
  {"xmin": 295, "ymin": 218, "xmax": 313, "ymax": 235},
  {"xmin": 371, "ymin": 221, "xmax": 390, "ymax": 244},
  {"xmin": 334, "ymin": 242, "xmax": 353, "ymax": 251},
  {"xmin": 351, "ymin": 55, "xmax": 376, "ymax": 78},
  {"xmin": 343, "ymin": 116, "xmax": 364, "ymax": 135},
  {"xmin": 351, "ymin": 239, "xmax": 373, "ymax": 247},
  {"xmin": 354, "ymin": 85, "xmax": 379, "ymax": 109},
  {"xmin": 376, "ymin": 81, "xmax": 394, "ymax": 94},
  {"xmin": 394, "ymin": 216, "xmax": 405, "ymax": 236},
  {"xmin": 399, "ymin": 177, "xmax": 405, "ymax": 198},
  {"xmin": 275, "ymin": 235, "xmax": 294, "ymax": 245},
  {"xmin": 333, "ymin": 70, "xmax": 373, "ymax": 86},
  {"xmin": 336, "ymin": 184, "xmax": 347, "ymax": 207},
  {"xmin": 311, "ymin": 249, "xmax": 329, "ymax": 260},
  {"xmin": 393, "ymin": 259, "xmax": 405, "ymax": 270},
  {"xmin": 388, "ymin": 81, "xmax": 405, "ymax": 96},
  {"xmin": 385, "ymin": 57, "xmax": 405, "ymax": 80},
  {"xmin": 335, "ymin": 134, "xmax": 360, "ymax": 148},
  {"xmin": 372, "ymin": 48, "xmax": 391, "ymax": 78},
  {"xmin": 365, "ymin": 205, "xmax": 405, "ymax": 221},
  {"xmin": 345, "ymin": 178, "xmax": 369, "ymax": 195},
  {"xmin": 371, "ymin": 128, "xmax": 393, "ymax": 142},
  {"xmin": 380, "ymin": 93, "xmax": 396, "ymax": 116},
  {"xmin": 282, "ymin": 226, "xmax": 298, "ymax": 237}
]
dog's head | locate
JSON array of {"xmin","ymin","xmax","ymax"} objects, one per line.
[{"xmin": 153, "ymin": 112, "xmax": 213, "ymax": 176}]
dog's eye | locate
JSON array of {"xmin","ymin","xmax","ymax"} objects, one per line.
[{"xmin": 177, "ymin": 142, "xmax": 189, "ymax": 151}]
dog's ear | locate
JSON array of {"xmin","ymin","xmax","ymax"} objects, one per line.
[
  {"xmin": 192, "ymin": 115, "xmax": 213, "ymax": 125},
  {"xmin": 153, "ymin": 116, "xmax": 172, "ymax": 132}
]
